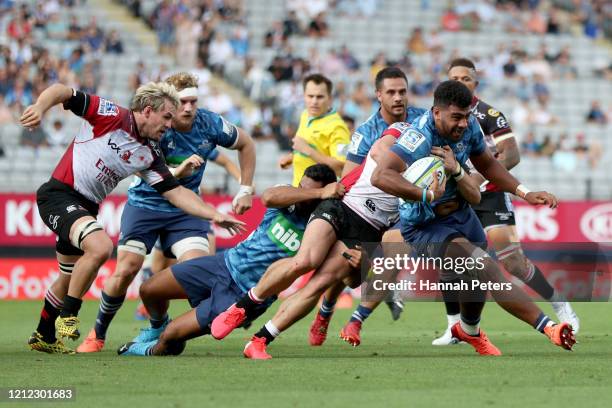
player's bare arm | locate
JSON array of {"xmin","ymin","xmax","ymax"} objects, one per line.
[
  {"xmin": 231, "ymin": 127, "xmax": 256, "ymax": 214},
  {"xmin": 162, "ymin": 186, "xmax": 246, "ymax": 234},
  {"xmin": 261, "ymin": 182, "xmax": 345, "ymax": 208},
  {"xmin": 494, "ymin": 137, "xmax": 520, "ymax": 171},
  {"xmin": 20, "ymin": 83, "xmax": 73, "ymax": 128},
  {"xmin": 470, "ymin": 149, "xmax": 557, "ymax": 208},
  {"xmin": 213, "ymin": 152, "xmax": 241, "ymax": 181}
]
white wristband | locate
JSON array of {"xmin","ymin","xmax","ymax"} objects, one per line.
[
  {"xmin": 516, "ymin": 184, "xmax": 531, "ymax": 198},
  {"xmin": 232, "ymin": 185, "xmax": 254, "ymax": 207},
  {"xmin": 169, "ymin": 167, "xmax": 177, "ymax": 176},
  {"xmin": 453, "ymin": 167, "xmax": 465, "ymax": 182}
]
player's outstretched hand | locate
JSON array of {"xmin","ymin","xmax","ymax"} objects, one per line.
[
  {"xmin": 278, "ymin": 153, "xmax": 293, "ymax": 169},
  {"xmin": 524, "ymin": 191, "xmax": 558, "ymax": 208},
  {"xmin": 174, "ymin": 154, "xmax": 204, "ymax": 178},
  {"xmin": 213, "ymin": 213, "xmax": 247, "ymax": 235},
  {"xmin": 20, "ymin": 104, "xmax": 44, "ymax": 129},
  {"xmin": 320, "ymin": 182, "xmax": 345, "ymax": 200},
  {"xmin": 431, "ymin": 145, "xmax": 458, "ymax": 174}
]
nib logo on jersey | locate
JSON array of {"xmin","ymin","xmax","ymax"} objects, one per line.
[{"xmin": 267, "ymin": 215, "xmax": 303, "ymax": 255}]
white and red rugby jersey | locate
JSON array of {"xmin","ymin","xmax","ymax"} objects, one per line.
[
  {"xmin": 52, "ymin": 90, "xmax": 178, "ymax": 203},
  {"xmin": 340, "ymin": 123, "xmax": 406, "ymax": 230}
]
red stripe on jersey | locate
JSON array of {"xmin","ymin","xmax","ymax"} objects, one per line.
[
  {"xmin": 381, "ymin": 127, "xmax": 402, "ymax": 139},
  {"xmin": 340, "ymin": 161, "xmax": 366, "ymax": 193},
  {"xmin": 52, "ymin": 141, "xmax": 75, "ymax": 187}
]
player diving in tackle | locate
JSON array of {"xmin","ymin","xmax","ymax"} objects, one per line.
[
  {"xmin": 211, "ymin": 80, "xmax": 576, "ymax": 358},
  {"xmin": 116, "ymin": 164, "xmax": 348, "ymax": 356}
]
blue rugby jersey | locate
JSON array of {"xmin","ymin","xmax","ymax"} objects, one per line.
[
  {"xmin": 346, "ymin": 106, "xmax": 425, "ymax": 164},
  {"xmin": 128, "ymin": 109, "xmax": 238, "ymax": 212},
  {"xmin": 390, "ymin": 109, "xmax": 486, "ymax": 226},
  {"xmin": 225, "ymin": 206, "xmax": 307, "ymax": 292}
]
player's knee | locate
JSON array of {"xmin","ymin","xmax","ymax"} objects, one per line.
[
  {"xmin": 115, "ymin": 259, "xmax": 143, "ymax": 284},
  {"xmin": 500, "ymin": 253, "xmax": 528, "ymax": 280},
  {"xmin": 85, "ymin": 238, "xmax": 113, "ymax": 265},
  {"xmin": 139, "ymin": 279, "xmax": 155, "ymax": 301},
  {"xmin": 293, "ymin": 253, "xmax": 320, "ymax": 274}
]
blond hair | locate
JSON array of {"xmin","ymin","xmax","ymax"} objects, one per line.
[
  {"xmin": 130, "ymin": 82, "xmax": 179, "ymax": 112},
  {"xmin": 164, "ymin": 72, "xmax": 198, "ymax": 92}
]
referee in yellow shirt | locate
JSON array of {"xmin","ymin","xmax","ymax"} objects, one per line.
[{"xmin": 279, "ymin": 74, "xmax": 350, "ymax": 186}]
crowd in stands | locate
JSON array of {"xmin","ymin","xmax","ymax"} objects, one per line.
[
  {"xmin": 1, "ymin": 0, "xmax": 609, "ymax": 183},
  {"xmin": 441, "ymin": 0, "xmax": 611, "ymax": 40},
  {"xmin": 0, "ymin": 1, "xmax": 126, "ymax": 154}
]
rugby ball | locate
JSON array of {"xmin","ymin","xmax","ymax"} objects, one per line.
[{"xmin": 400, "ymin": 156, "xmax": 445, "ymax": 203}]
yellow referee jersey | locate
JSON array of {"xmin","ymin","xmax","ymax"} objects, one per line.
[{"xmin": 291, "ymin": 109, "xmax": 350, "ymax": 186}]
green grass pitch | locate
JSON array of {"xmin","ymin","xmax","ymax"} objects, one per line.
[{"xmin": 1, "ymin": 300, "xmax": 611, "ymax": 408}]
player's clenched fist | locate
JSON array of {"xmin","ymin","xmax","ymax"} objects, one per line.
[
  {"xmin": 524, "ymin": 191, "xmax": 558, "ymax": 209},
  {"xmin": 174, "ymin": 154, "xmax": 204, "ymax": 178},
  {"xmin": 320, "ymin": 182, "xmax": 345, "ymax": 200},
  {"xmin": 20, "ymin": 104, "xmax": 44, "ymax": 129}
]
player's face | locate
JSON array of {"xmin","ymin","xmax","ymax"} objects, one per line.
[
  {"xmin": 304, "ymin": 81, "xmax": 332, "ymax": 117},
  {"xmin": 144, "ymin": 99, "xmax": 176, "ymax": 141},
  {"xmin": 174, "ymin": 96, "xmax": 198, "ymax": 129},
  {"xmin": 448, "ymin": 66, "xmax": 477, "ymax": 93},
  {"xmin": 434, "ymin": 104, "xmax": 470, "ymax": 142},
  {"xmin": 376, "ymin": 78, "xmax": 408, "ymax": 118}
]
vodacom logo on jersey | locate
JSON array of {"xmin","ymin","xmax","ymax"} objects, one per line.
[{"xmin": 580, "ymin": 203, "xmax": 612, "ymax": 243}]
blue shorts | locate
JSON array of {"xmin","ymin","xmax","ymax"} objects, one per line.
[
  {"xmin": 401, "ymin": 207, "xmax": 487, "ymax": 258},
  {"xmin": 171, "ymin": 253, "xmax": 242, "ymax": 330},
  {"xmin": 119, "ymin": 203, "xmax": 212, "ymax": 257}
]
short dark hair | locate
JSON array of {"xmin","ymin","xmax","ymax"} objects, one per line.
[
  {"xmin": 375, "ymin": 66, "xmax": 407, "ymax": 90},
  {"xmin": 448, "ymin": 57, "xmax": 476, "ymax": 72},
  {"xmin": 433, "ymin": 80, "xmax": 473, "ymax": 109},
  {"xmin": 303, "ymin": 164, "xmax": 337, "ymax": 185},
  {"xmin": 303, "ymin": 73, "xmax": 333, "ymax": 95}
]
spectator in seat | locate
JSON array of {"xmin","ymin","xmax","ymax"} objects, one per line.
[{"xmin": 586, "ymin": 100, "xmax": 607, "ymax": 124}]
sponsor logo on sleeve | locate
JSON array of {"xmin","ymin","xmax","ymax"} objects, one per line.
[
  {"xmin": 487, "ymin": 108, "xmax": 500, "ymax": 117},
  {"xmin": 97, "ymin": 98, "xmax": 119, "ymax": 116},
  {"xmin": 220, "ymin": 116, "xmax": 235, "ymax": 137},
  {"xmin": 348, "ymin": 132, "xmax": 364, "ymax": 155},
  {"xmin": 496, "ymin": 116, "xmax": 508, "ymax": 129},
  {"xmin": 398, "ymin": 129, "xmax": 426, "ymax": 152}
]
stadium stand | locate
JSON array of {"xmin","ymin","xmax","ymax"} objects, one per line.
[{"xmin": 0, "ymin": 0, "xmax": 610, "ymax": 199}]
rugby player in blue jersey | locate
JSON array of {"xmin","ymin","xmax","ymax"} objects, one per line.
[
  {"xmin": 77, "ymin": 72, "xmax": 256, "ymax": 353},
  {"xmin": 115, "ymin": 164, "xmax": 347, "ymax": 356},
  {"xmin": 431, "ymin": 58, "xmax": 579, "ymax": 345},
  {"xmin": 371, "ymin": 80, "xmax": 575, "ymax": 355},
  {"xmin": 309, "ymin": 67, "xmax": 425, "ymax": 346}
]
